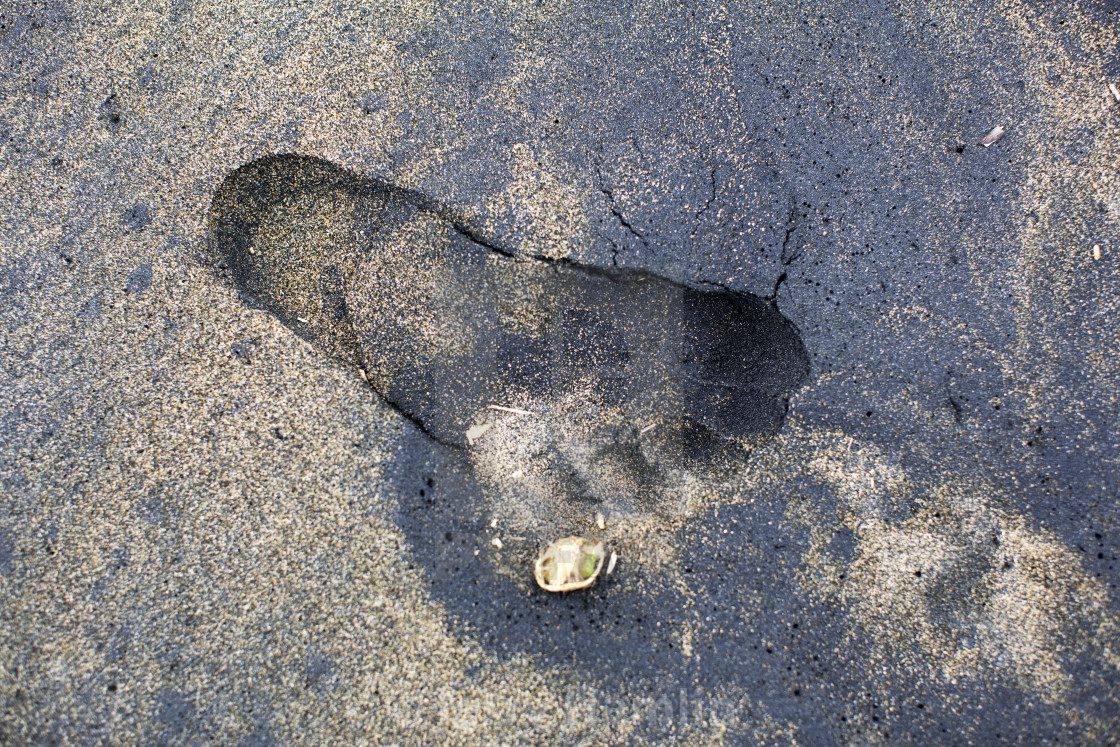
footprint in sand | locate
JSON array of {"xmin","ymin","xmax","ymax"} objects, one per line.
[{"xmin": 209, "ymin": 153, "xmax": 809, "ymax": 673}]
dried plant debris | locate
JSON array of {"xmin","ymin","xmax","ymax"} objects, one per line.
[{"xmin": 488, "ymin": 404, "xmax": 535, "ymax": 416}]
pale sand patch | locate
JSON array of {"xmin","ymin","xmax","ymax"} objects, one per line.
[
  {"xmin": 464, "ymin": 384, "xmax": 737, "ymax": 588},
  {"xmin": 769, "ymin": 425, "xmax": 1120, "ymax": 711}
]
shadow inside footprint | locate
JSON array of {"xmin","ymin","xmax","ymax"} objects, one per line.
[
  {"xmin": 211, "ymin": 154, "xmax": 807, "ymax": 447},
  {"xmin": 210, "ymin": 154, "xmax": 810, "ymax": 678}
]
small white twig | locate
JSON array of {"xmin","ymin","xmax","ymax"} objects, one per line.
[
  {"xmin": 639, "ymin": 422, "xmax": 658, "ymax": 434},
  {"xmin": 487, "ymin": 404, "xmax": 534, "ymax": 416}
]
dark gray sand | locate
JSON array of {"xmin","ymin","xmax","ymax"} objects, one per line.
[{"xmin": 2, "ymin": 1, "xmax": 1119, "ymax": 744}]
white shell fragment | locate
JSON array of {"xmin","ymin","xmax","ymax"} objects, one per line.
[
  {"xmin": 606, "ymin": 551, "xmax": 618, "ymax": 576},
  {"xmin": 1110, "ymin": 82, "xmax": 1120, "ymax": 103},
  {"xmin": 534, "ymin": 536, "xmax": 606, "ymax": 592},
  {"xmin": 465, "ymin": 423, "xmax": 492, "ymax": 445},
  {"xmin": 980, "ymin": 125, "xmax": 1005, "ymax": 147},
  {"xmin": 491, "ymin": 537, "xmax": 503, "ymax": 550},
  {"xmin": 596, "ymin": 512, "xmax": 605, "ymax": 530}
]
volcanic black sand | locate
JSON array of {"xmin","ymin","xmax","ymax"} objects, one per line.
[{"xmin": 2, "ymin": 1, "xmax": 1119, "ymax": 744}]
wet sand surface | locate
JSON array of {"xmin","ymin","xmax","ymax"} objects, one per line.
[{"xmin": 1, "ymin": 1, "xmax": 1119, "ymax": 743}]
